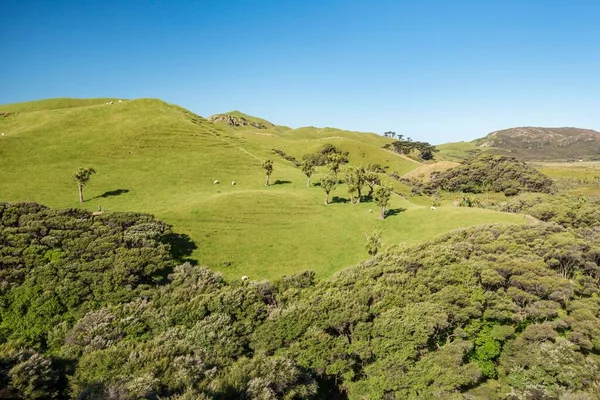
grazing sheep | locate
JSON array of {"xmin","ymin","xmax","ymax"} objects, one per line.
[
  {"xmin": 431, "ymin": 206, "xmax": 437, "ymax": 210},
  {"xmin": 118, "ymin": 99, "xmax": 123, "ymax": 103},
  {"xmin": 1, "ymin": 133, "xmax": 4, "ymax": 136},
  {"xmin": 231, "ymin": 181, "xmax": 236, "ymax": 186},
  {"xmin": 368, "ymin": 209, "xmax": 372, "ymax": 213},
  {"xmin": 214, "ymin": 180, "xmax": 220, "ymax": 184},
  {"xmin": 109, "ymin": 101, "xmax": 114, "ymax": 105},
  {"xmin": 241, "ymin": 276, "xmax": 248, "ymax": 281}
]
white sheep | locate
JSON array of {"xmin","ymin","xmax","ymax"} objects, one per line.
[
  {"xmin": 431, "ymin": 206, "xmax": 437, "ymax": 210},
  {"xmin": 214, "ymin": 180, "xmax": 220, "ymax": 184},
  {"xmin": 231, "ymin": 181, "xmax": 236, "ymax": 186},
  {"xmin": 241, "ymin": 276, "xmax": 248, "ymax": 281},
  {"xmin": 118, "ymin": 99, "xmax": 123, "ymax": 103}
]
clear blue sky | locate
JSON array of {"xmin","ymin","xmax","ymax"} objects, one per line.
[{"xmin": 2, "ymin": 0, "xmax": 599, "ymax": 143}]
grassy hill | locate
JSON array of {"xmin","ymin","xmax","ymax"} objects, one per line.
[{"xmin": 0, "ymin": 98, "xmax": 530, "ymax": 279}]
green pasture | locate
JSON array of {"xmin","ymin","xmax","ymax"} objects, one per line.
[{"xmin": 1, "ymin": 98, "xmax": 531, "ymax": 279}]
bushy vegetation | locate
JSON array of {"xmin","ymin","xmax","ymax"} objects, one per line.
[
  {"xmin": 383, "ymin": 139, "xmax": 437, "ymax": 161},
  {"xmin": 430, "ymin": 154, "xmax": 554, "ymax": 195},
  {"xmin": 476, "ymin": 193, "xmax": 600, "ymax": 228},
  {"xmin": 2, "ymin": 201, "xmax": 600, "ymax": 399},
  {"xmin": 302, "ymin": 143, "xmax": 349, "ymax": 167}
]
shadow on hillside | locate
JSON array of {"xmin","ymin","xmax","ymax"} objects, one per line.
[
  {"xmin": 92, "ymin": 188, "xmax": 130, "ymax": 199},
  {"xmin": 331, "ymin": 196, "xmax": 350, "ymax": 204},
  {"xmin": 272, "ymin": 180, "xmax": 292, "ymax": 185},
  {"xmin": 163, "ymin": 232, "xmax": 198, "ymax": 263},
  {"xmin": 385, "ymin": 207, "xmax": 406, "ymax": 218}
]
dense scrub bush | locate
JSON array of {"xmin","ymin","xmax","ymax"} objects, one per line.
[
  {"xmin": 429, "ymin": 154, "xmax": 554, "ymax": 194},
  {"xmin": 1, "ymin": 202, "xmax": 600, "ymax": 398}
]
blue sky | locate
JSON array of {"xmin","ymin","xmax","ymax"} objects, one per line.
[{"xmin": 1, "ymin": 0, "xmax": 599, "ymax": 143}]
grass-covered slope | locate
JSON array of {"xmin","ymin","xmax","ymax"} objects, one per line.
[
  {"xmin": 0, "ymin": 98, "xmax": 122, "ymax": 113},
  {"xmin": 0, "ymin": 98, "xmax": 529, "ymax": 279}
]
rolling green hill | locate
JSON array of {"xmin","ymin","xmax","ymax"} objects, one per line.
[{"xmin": 0, "ymin": 98, "xmax": 530, "ymax": 279}]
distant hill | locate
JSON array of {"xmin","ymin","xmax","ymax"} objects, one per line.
[{"xmin": 473, "ymin": 126, "xmax": 600, "ymax": 161}]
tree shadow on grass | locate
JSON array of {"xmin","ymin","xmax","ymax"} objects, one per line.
[
  {"xmin": 331, "ymin": 196, "xmax": 350, "ymax": 204},
  {"xmin": 385, "ymin": 207, "xmax": 407, "ymax": 218},
  {"xmin": 92, "ymin": 188, "xmax": 130, "ymax": 200},
  {"xmin": 273, "ymin": 180, "xmax": 292, "ymax": 185},
  {"xmin": 162, "ymin": 232, "xmax": 198, "ymax": 264}
]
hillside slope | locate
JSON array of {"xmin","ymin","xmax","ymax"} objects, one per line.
[
  {"xmin": 0, "ymin": 98, "xmax": 529, "ymax": 279},
  {"xmin": 474, "ymin": 126, "xmax": 600, "ymax": 161}
]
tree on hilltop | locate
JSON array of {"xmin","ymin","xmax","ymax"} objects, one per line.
[
  {"xmin": 262, "ymin": 160, "xmax": 273, "ymax": 186},
  {"xmin": 374, "ymin": 185, "xmax": 392, "ymax": 220},
  {"xmin": 301, "ymin": 158, "xmax": 315, "ymax": 187},
  {"xmin": 74, "ymin": 167, "xmax": 96, "ymax": 203},
  {"xmin": 321, "ymin": 174, "xmax": 337, "ymax": 205}
]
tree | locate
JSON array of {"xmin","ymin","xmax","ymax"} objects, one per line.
[
  {"xmin": 262, "ymin": 160, "xmax": 273, "ymax": 186},
  {"xmin": 343, "ymin": 166, "xmax": 366, "ymax": 204},
  {"xmin": 365, "ymin": 230, "xmax": 382, "ymax": 256},
  {"xmin": 300, "ymin": 159, "xmax": 315, "ymax": 187},
  {"xmin": 73, "ymin": 167, "xmax": 96, "ymax": 203},
  {"xmin": 374, "ymin": 185, "xmax": 392, "ymax": 220},
  {"xmin": 327, "ymin": 153, "xmax": 344, "ymax": 178},
  {"xmin": 365, "ymin": 171, "xmax": 381, "ymax": 198},
  {"xmin": 321, "ymin": 175, "xmax": 337, "ymax": 204},
  {"xmin": 344, "ymin": 169, "xmax": 359, "ymax": 204}
]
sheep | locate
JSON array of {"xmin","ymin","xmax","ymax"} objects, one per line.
[
  {"xmin": 1, "ymin": 133, "xmax": 4, "ymax": 136},
  {"xmin": 118, "ymin": 99, "xmax": 123, "ymax": 103},
  {"xmin": 231, "ymin": 181, "xmax": 236, "ymax": 186},
  {"xmin": 430, "ymin": 206, "xmax": 437, "ymax": 210},
  {"xmin": 368, "ymin": 209, "xmax": 372, "ymax": 213},
  {"xmin": 213, "ymin": 180, "xmax": 220, "ymax": 184},
  {"xmin": 241, "ymin": 276, "xmax": 248, "ymax": 281},
  {"xmin": 109, "ymin": 101, "xmax": 114, "ymax": 105}
]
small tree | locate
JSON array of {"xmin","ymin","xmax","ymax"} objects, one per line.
[
  {"xmin": 262, "ymin": 160, "xmax": 273, "ymax": 186},
  {"xmin": 365, "ymin": 229, "xmax": 382, "ymax": 256},
  {"xmin": 374, "ymin": 185, "xmax": 392, "ymax": 220},
  {"xmin": 354, "ymin": 165, "xmax": 366, "ymax": 202},
  {"xmin": 74, "ymin": 167, "xmax": 96, "ymax": 203},
  {"xmin": 344, "ymin": 169, "xmax": 359, "ymax": 204},
  {"xmin": 300, "ymin": 159, "xmax": 315, "ymax": 187},
  {"xmin": 321, "ymin": 174, "xmax": 337, "ymax": 204},
  {"xmin": 326, "ymin": 153, "xmax": 343, "ymax": 178},
  {"xmin": 365, "ymin": 171, "xmax": 381, "ymax": 198}
]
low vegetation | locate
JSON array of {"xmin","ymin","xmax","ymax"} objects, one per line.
[
  {"xmin": 1, "ymin": 202, "xmax": 599, "ymax": 399},
  {"xmin": 429, "ymin": 154, "xmax": 554, "ymax": 195}
]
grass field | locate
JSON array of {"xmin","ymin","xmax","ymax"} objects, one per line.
[
  {"xmin": 1, "ymin": 98, "xmax": 531, "ymax": 279},
  {"xmin": 534, "ymin": 162, "xmax": 600, "ymax": 197}
]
